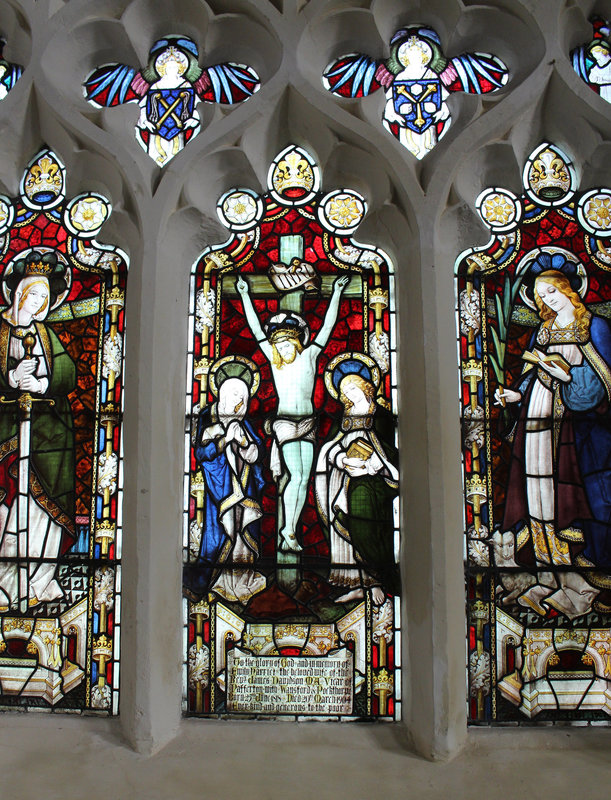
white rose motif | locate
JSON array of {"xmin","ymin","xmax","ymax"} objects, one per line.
[
  {"xmin": 222, "ymin": 192, "xmax": 257, "ymax": 226},
  {"xmin": 70, "ymin": 196, "xmax": 108, "ymax": 233}
]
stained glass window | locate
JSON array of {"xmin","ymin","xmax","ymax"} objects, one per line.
[
  {"xmin": 84, "ymin": 35, "xmax": 260, "ymax": 167},
  {"xmin": 0, "ymin": 148, "xmax": 127, "ymax": 713},
  {"xmin": 0, "ymin": 40, "xmax": 22, "ymax": 100},
  {"xmin": 323, "ymin": 25, "xmax": 508, "ymax": 159},
  {"xmin": 184, "ymin": 145, "xmax": 400, "ymax": 720},
  {"xmin": 571, "ymin": 17, "xmax": 611, "ymax": 103},
  {"xmin": 457, "ymin": 142, "xmax": 611, "ymax": 723}
]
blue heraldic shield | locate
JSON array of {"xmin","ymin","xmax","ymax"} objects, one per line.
[
  {"xmin": 146, "ymin": 87, "xmax": 195, "ymax": 140},
  {"xmin": 392, "ymin": 79, "xmax": 441, "ymax": 133}
]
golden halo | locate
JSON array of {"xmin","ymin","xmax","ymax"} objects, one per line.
[
  {"xmin": 209, "ymin": 355, "xmax": 261, "ymax": 398},
  {"xmin": 324, "ymin": 351, "xmax": 380, "ymax": 400}
]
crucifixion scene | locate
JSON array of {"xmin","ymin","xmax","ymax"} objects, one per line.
[{"xmin": 184, "ymin": 146, "xmax": 400, "ymax": 720}]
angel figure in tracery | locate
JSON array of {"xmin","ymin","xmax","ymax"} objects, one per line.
[
  {"xmin": 572, "ymin": 17, "xmax": 611, "ymax": 103},
  {"xmin": 84, "ymin": 35, "xmax": 260, "ymax": 167},
  {"xmin": 323, "ymin": 25, "xmax": 508, "ymax": 159},
  {"xmin": 0, "ymin": 40, "xmax": 22, "ymax": 102}
]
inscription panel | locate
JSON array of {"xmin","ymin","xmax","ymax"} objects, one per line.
[{"xmin": 227, "ymin": 649, "xmax": 353, "ymax": 715}]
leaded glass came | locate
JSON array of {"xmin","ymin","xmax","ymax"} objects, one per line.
[
  {"xmin": 457, "ymin": 142, "xmax": 611, "ymax": 723},
  {"xmin": 0, "ymin": 149, "xmax": 127, "ymax": 713},
  {"xmin": 184, "ymin": 145, "xmax": 400, "ymax": 720},
  {"xmin": 323, "ymin": 25, "xmax": 508, "ymax": 160}
]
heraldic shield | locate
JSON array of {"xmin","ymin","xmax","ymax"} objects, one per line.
[
  {"xmin": 146, "ymin": 87, "xmax": 196, "ymax": 140},
  {"xmin": 393, "ymin": 79, "xmax": 441, "ymax": 133}
]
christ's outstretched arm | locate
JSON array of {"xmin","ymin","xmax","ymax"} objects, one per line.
[
  {"xmin": 314, "ymin": 274, "xmax": 349, "ymax": 348},
  {"xmin": 236, "ymin": 276, "xmax": 272, "ymax": 359}
]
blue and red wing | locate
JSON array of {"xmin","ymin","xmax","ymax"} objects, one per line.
[
  {"xmin": 84, "ymin": 63, "xmax": 142, "ymax": 107},
  {"xmin": 571, "ymin": 45, "xmax": 591, "ymax": 85},
  {"xmin": 3, "ymin": 62, "xmax": 22, "ymax": 91},
  {"xmin": 196, "ymin": 63, "xmax": 260, "ymax": 104},
  {"xmin": 441, "ymin": 52, "xmax": 509, "ymax": 95},
  {"xmin": 323, "ymin": 53, "xmax": 383, "ymax": 98}
]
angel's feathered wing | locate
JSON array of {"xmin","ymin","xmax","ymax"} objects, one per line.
[
  {"xmin": 84, "ymin": 63, "xmax": 144, "ymax": 107},
  {"xmin": 440, "ymin": 52, "xmax": 508, "ymax": 94},
  {"xmin": 323, "ymin": 53, "xmax": 383, "ymax": 98},
  {"xmin": 195, "ymin": 63, "xmax": 260, "ymax": 104}
]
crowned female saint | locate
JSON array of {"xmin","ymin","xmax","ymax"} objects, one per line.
[
  {"xmin": 0, "ymin": 250, "xmax": 76, "ymax": 611},
  {"xmin": 314, "ymin": 353, "xmax": 399, "ymax": 605},
  {"xmin": 183, "ymin": 356, "xmax": 267, "ymax": 605},
  {"xmin": 495, "ymin": 251, "xmax": 611, "ymax": 618}
]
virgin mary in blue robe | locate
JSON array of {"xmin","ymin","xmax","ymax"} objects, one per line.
[{"xmin": 183, "ymin": 360, "xmax": 266, "ymax": 605}]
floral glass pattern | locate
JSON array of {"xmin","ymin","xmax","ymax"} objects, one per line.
[
  {"xmin": 0, "ymin": 148, "xmax": 127, "ymax": 714},
  {"xmin": 84, "ymin": 35, "xmax": 260, "ymax": 167},
  {"xmin": 323, "ymin": 25, "xmax": 508, "ymax": 159},
  {"xmin": 457, "ymin": 142, "xmax": 611, "ymax": 724},
  {"xmin": 184, "ymin": 145, "xmax": 400, "ymax": 720}
]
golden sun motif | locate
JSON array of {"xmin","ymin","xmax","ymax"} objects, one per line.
[
  {"xmin": 326, "ymin": 194, "xmax": 363, "ymax": 228},
  {"xmin": 482, "ymin": 193, "xmax": 514, "ymax": 226},
  {"xmin": 585, "ymin": 195, "xmax": 611, "ymax": 230}
]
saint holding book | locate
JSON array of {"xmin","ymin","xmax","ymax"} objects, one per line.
[
  {"xmin": 494, "ymin": 251, "xmax": 611, "ymax": 617},
  {"xmin": 315, "ymin": 353, "xmax": 399, "ymax": 605}
]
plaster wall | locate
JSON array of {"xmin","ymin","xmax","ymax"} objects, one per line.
[{"xmin": 0, "ymin": 0, "xmax": 609, "ymax": 795}]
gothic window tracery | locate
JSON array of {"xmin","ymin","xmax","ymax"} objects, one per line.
[
  {"xmin": 458, "ymin": 142, "xmax": 611, "ymax": 724},
  {"xmin": 0, "ymin": 148, "xmax": 127, "ymax": 713},
  {"xmin": 184, "ymin": 145, "xmax": 400, "ymax": 719}
]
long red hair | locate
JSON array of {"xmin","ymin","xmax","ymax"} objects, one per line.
[{"xmin": 534, "ymin": 270, "xmax": 589, "ymax": 337}]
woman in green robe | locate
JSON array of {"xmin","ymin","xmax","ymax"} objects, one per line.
[
  {"xmin": 0, "ymin": 250, "xmax": 75, "ymax": 610},
  {"xmin": 315, "ymin": 356, "xmax": 399, "ymax": 605}
]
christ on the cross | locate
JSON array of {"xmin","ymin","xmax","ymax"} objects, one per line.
[{"xmin": 236, "ymin": 273, "xmax": 349, "ymax": 553}]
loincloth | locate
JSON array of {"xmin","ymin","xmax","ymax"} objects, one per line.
[{"xmin": 270, "ymin": 417, "xmax": 316, "ymax": 478}]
